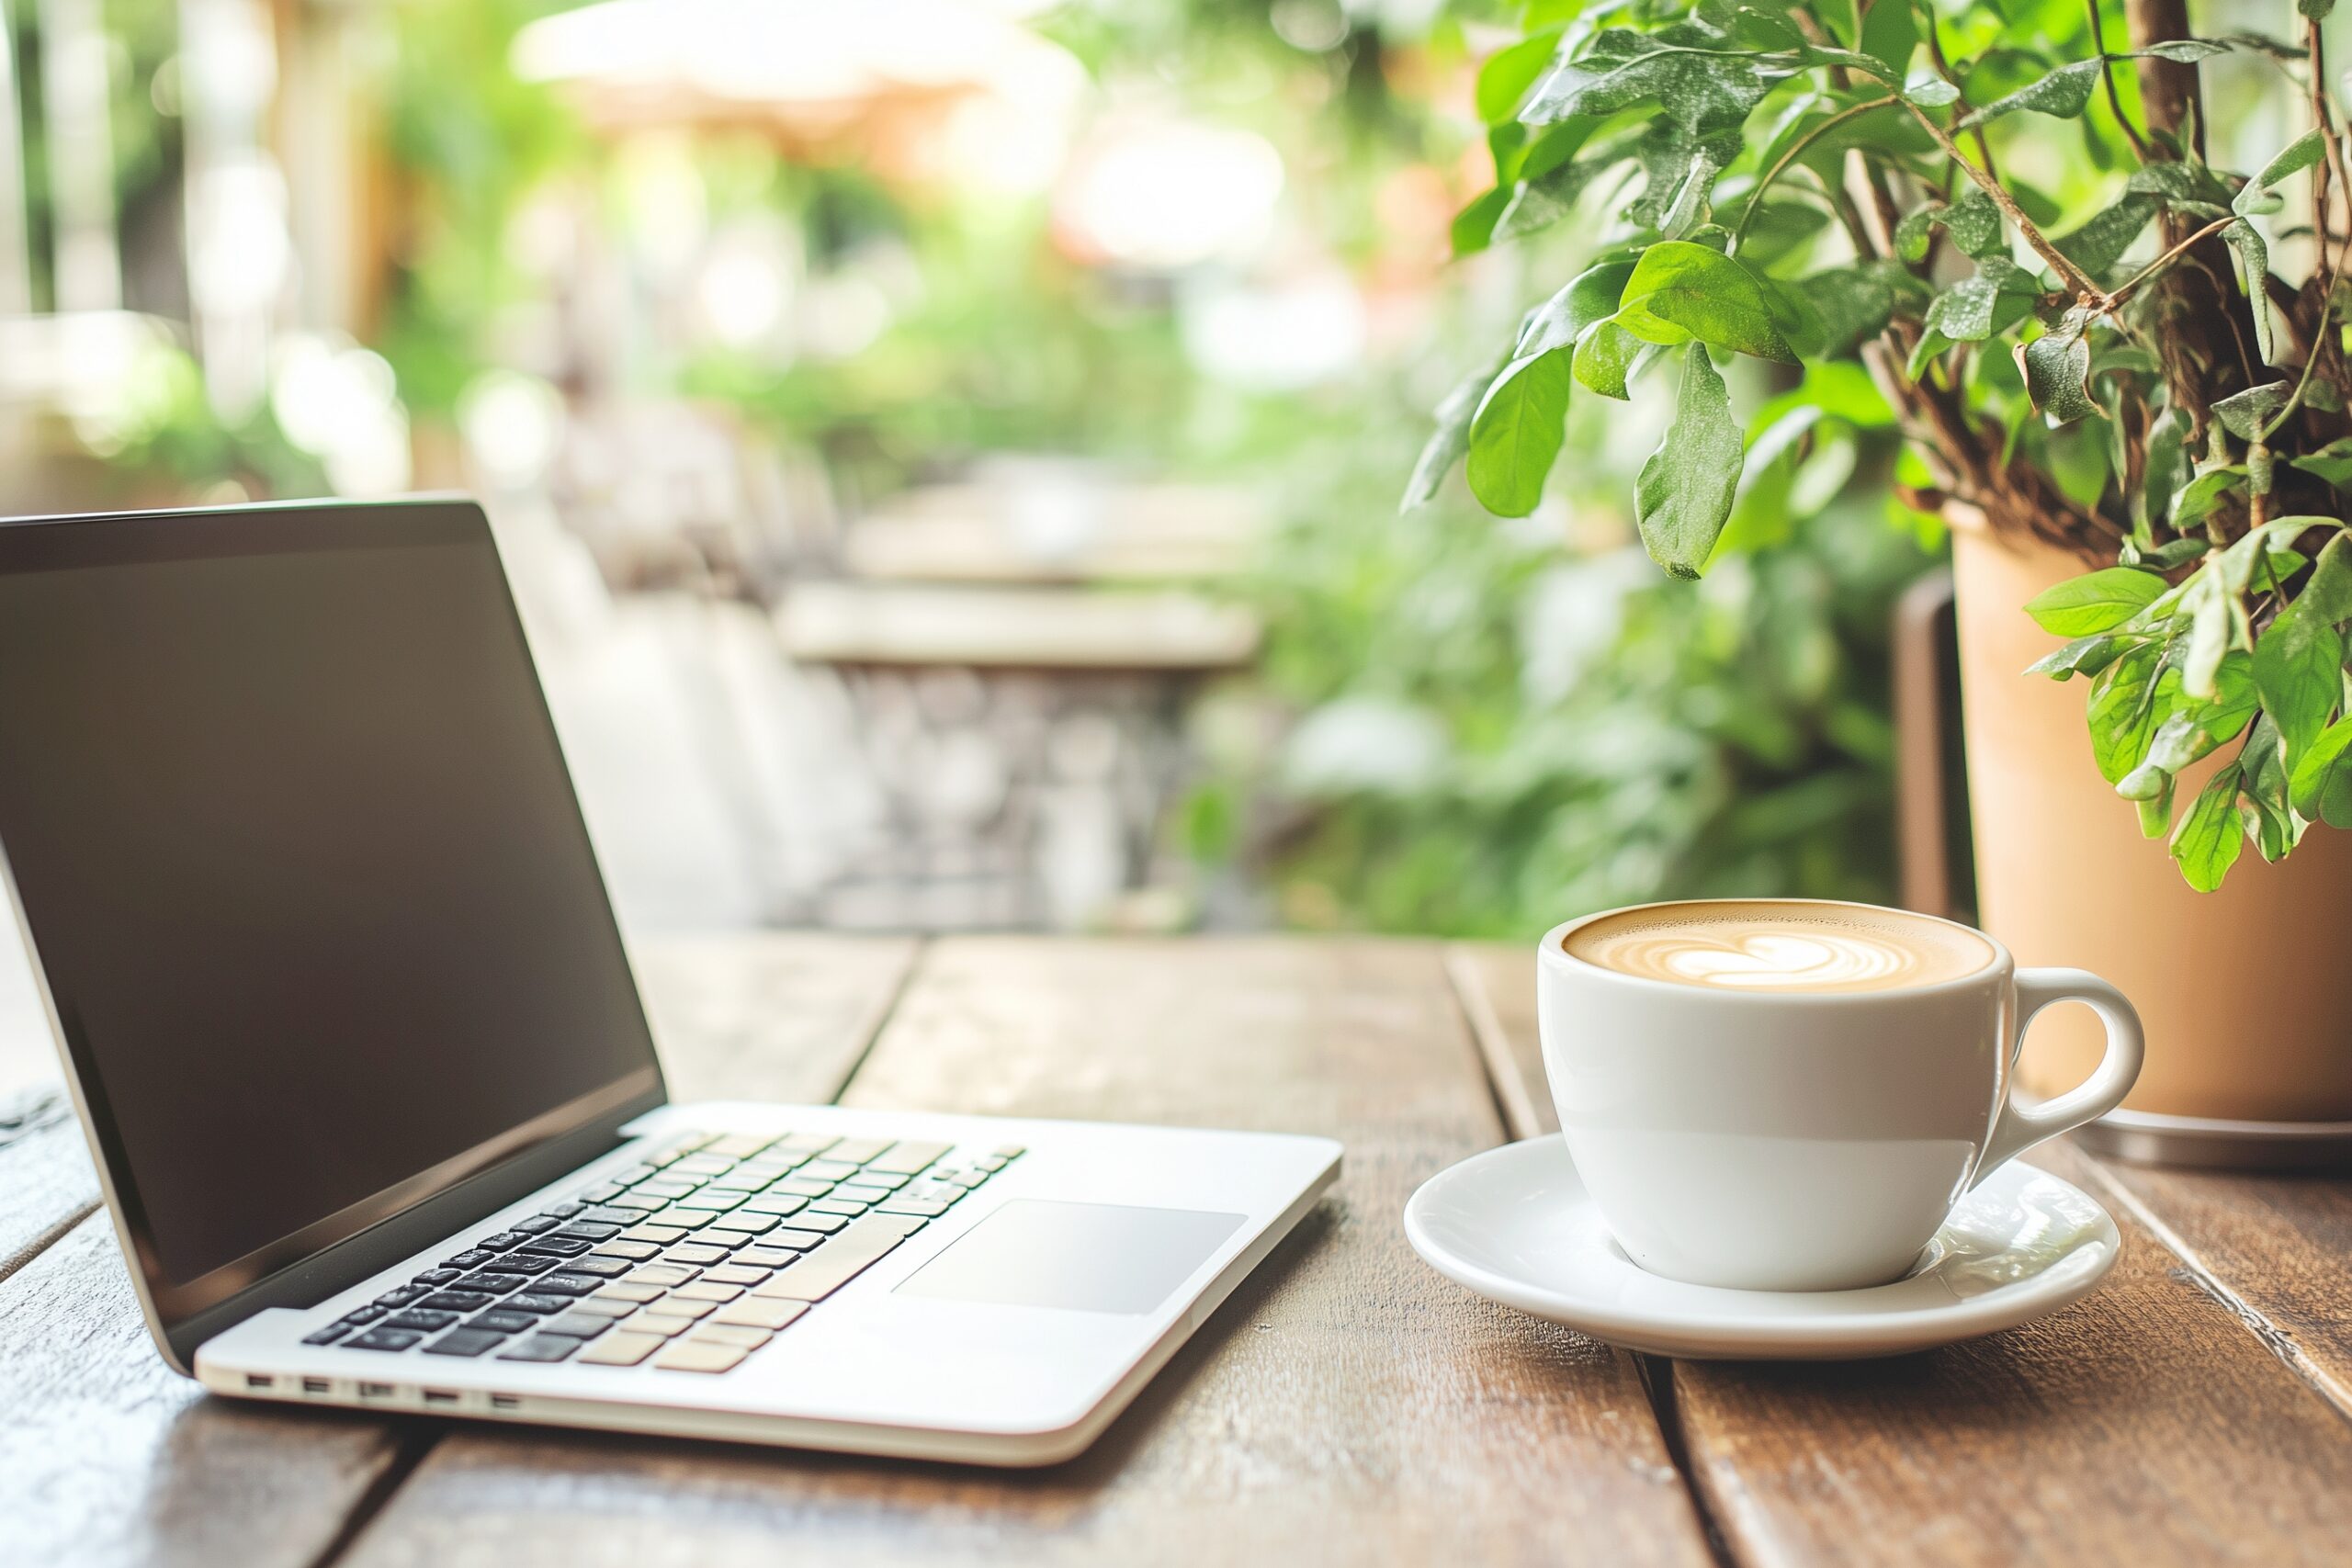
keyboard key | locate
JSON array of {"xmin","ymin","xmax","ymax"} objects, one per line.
[
  {"xmin": 877, "ymin": 1199, "xmax": 951, "ymax": 1219},
  {"xmin": 640, "ymin": 1297, "xmax": 716, "ymax": 1321},
  {"xmin": 710, "ymin": 1297, "xmax": 808, "ymax": 1331},
  {"xmin": 706, "ymin": 1134, "xmax": 775, "ymax": 1159},
  {"xmin": 668, "ymin": 1243, "xmax": 730, "ymax": 1265},
  {"xmin": 458, "ymin": 1271, "xmax": 528, "ymax": 1295},
  {"xmin": 340, "ymin": 1304, "xmax": 390, "ymax": 1326},
  {"xmin": 635, "ymin": 1179, "xmax": 698, "ymax": 1201},
  {"xmin": 594, "ymin": 1280, "xmax": 668, "ymax": 1303},
  {"xmin": 416, "ymin": 1290, "xmax": 496, "ymax": 1313},
  {"xmin": 774, "ymin": 1213, "xmax": 848, "ymax": 1235},
  {"xmin": 629, "ymin": 1312, "xmax": 697, "ymax": 1338},
  {"xmin": 550, "ymin": 1221, "xmax": 624, "ymax": 1243},
  {"xmin": 573, "ymin": 1205, "xmax": 643, "ymax": 1226},
  {"xmin": 654, "ymin": 1340, "xmax": 748, "ymax": 1373},
  {"xmin": 974, "ymin": 1156, "xmax": 1010, "ymax": 1172},
  {"xmin": 939, "ymin": 1169, "xmax": 989, "ymax": 1190},
  {"xmin": 510, "ymin": 1215, "xmax": 560, "ymax": 1235},
  {"xmin": 800, "ymin": 1160, "xmax": 862, "ymax": 1182},
  {"xmin": 741, "ymin": 1194, "xmax": 808, "ymax": 1216},
  {"xmin": 702, "ymin": 1263, "xmax": 773, "ymax": 1286},
  {"xmin": 858, "ymin": 1213, "xmax": 933, "ymax": 1239},
  {"xmin": 383, "ymin": 1309, "xmax": 459, "ymax": 1332},
  {"xmin": 346, "ymin": 1328, "xmax": 424, "ymax": 1351},
  {"xmin": 424, "ymin": 1328, "xmax": 507, "ymax": 1358},
  {"xmin": 443, "ymin": 1249, "xmax": 498, "ymax": 1270},
  {"xmin": 503, "ymin": 1292, "xmax": 572, "ymax": 1314},
  {"xmin": 494, "ymin": 1251, "xmax": 560, "ymax": 1275},
  {"xmin": 671, "ymin": 1280, "xmax": 743, "ymax": 1303},
  {"xmin": 673, "ymin": 1190, "xmax": 746, "ymax": 1213},
  {"xmin": 496, "ymin": 1335, "xmax": 580, "ymax": 1363},
  {"xmin": 846, "ymin": 1170, "xmax": 909, "ymax": 1190},
  {"xmin": 559, "ymin": 1256, "xmax": 634, "ymax": 1279},
  {"xmin": 607, "ymin": 1195, "xmax": 664, "ymax": 1214},
  {"xmin": 568, "ymin": 1296, "xmax": 639, "ymax": 1318},
  {"xmin": 627, "ymin": 1263, "xmax": 702, "ymax": 1288},
  {"xmin": 593, "ymin": 1240, "xmax": 661, "ymax": 1262},
  {"xmin": 752, "ymin": 1217, "xmax": 913, "ymax": 1303},
  {"xmin": 899, "ymin": 1181, "xmax": 966, "ymax": 1204},
  {"xmin": 469, "ymin": 1310, "xmax": 538, "ymax": 1334},
  {"xmin": 775, "ymin": 1134, "xmax": 838, "ymax": 1154},
  {"xmin": 769, "ymin": 1178, "xmax": 833, "ymax": 1199},
  {"xmin": 831, "ymin": 1184, "xmax": 897, "ymax": 1205},
  {"xmin": 650, "ymin": 1208, "xmax": 715, "ymax": 1230},
  {"xmin": 576, "ymin": 1182, "xmax": 627, "ymax": 1204},
  {"xmin": 673, "ymin": 1155, "xmax": 736, "ymax": 1176},
  {"xmin": 474, "ymin": 1231, "xmax": 531, "ymax": 1251},
  {"xmin": 865, "ymin": 1140, "xmax": 954, "ymax": 1175},
  {"xmin": 989, "ymin": 1145, "xmax": 1026, "ymax": 1160},
  {"xmin": 541, "ymin": 1202, "xmax": 584, "ymax": 1220},
  {"xmin": 741, "ymin": 1235, "xmax": 821, "ymax": 1261},
  {"xmin": 537, "ymin": 1311, "xmax": 615, "ymax": 1339},
  {"xmin": 413, "ymin": 1269, "xmax": 464, "ymax": 1287},
  {"xmin": 512, "ymin": 1235, "xmax": 593, "ymax": 1258},
  {"xmin": 707, "ymin": 1213, "xmax": 778, "ymax": 1235},
  {"xmin": 693, "ymin": 1323, "xmax": 775, "ymax": 1348},
  {"xmin": 375, "ymin": 1285, "xmax": 431, "ymax": 1308},
  {"xmin": 605, "ymin": 1164, "xmax": 655, "ymax": 1186},
  {"xmin": 577, "ymin": 1331, "xmax": 664, "ymax": 1366},
  {"xmin": 533, "ymin": 1273, "xmax": 605, "ymax": 1297},
  {"xmin": 824, "ymin": 1137, "xmax": 893, "ymax": 1165},
  {"xmin": 621, "ymin": 1224, "xmax": 689, "ymax": 1246},
  {"xmin": 302, "ymin": 1324, "xmax": 352, "ymax": 1346},
  {"xmin": 807, "ymin": 1200, "xmax": 867, "ymax": 1218},
  {"xmin": 700, "ymin": 1230, "xmax": 754, "ymax": 1251}
]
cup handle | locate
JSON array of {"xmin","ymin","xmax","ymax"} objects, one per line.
[{"xmin": 1970, "ymin": 967, "xmax": 2144, "ymax": 1189}]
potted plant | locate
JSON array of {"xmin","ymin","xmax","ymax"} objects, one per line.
[{"xmin": 1411, "ymin": 0, "xmax": 2352, "ymax": 1134}]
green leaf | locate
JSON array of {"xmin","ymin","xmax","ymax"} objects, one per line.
[
  {"xmin": 2235, "ymin": 130, "xmax": 2326, "ymax": 217},
  {"xmin": 2238, "ymin": 714, "xmax": 2299, "ymax": 861},
  {"xmin": 1451, "ymin": 186, "xmax": 1511, "ymax": 257},
  {"xmin": 1894, "ymin": 207, "xmax": 1933, "ymax": 262},
  {"xmin": 2170, "ymin": 763, "xmax": 2245, "ymax": 892},
  {"xmin": 1937, "ymin": 189, "xmax": 2006, "ymax": 258},
  {"xmin": 2291, "ymin": 715, "xmax": 2352, "ymax": 825},
  {"xmin": 2254, "ymin": 595, "xmax": 2344, "ymax": 763},
  {"xmin": 2086, "ymin": 642, "xmax": 2170, "ymax": 784},
  {"xmin": 1571, "ymin": 320, "xmax": 1644, "ymax": 399},
  {"xmin": 2170, "ymin": 464, "xmax": 2247, "ymax": 528},
  {"xmin": 2135, "ymin": 405, "xmax": 2188, "ymax": 541},
  {"xmin": 2026, "ymin": 632, "xmax": 2133, "ymax": 680},
  {"xmin": 2025, "ymin": 566, "xmax": 2165, "ymax": 636},
  {"xmin": 2299, "ymin": 531, "xmax": 2352, "ymax": 622},
  {"xmin": 2290, "ymin": 436, "xmax": 2352, "ymax": 489},
  {"xmin": 2137, "ymin": 773, "xmax": 2177, "ymax": 838},
  {"xmin": 1611, "ymin": 241, "xmax": 1797, "ymax": 362},
  {"xmin": 2143, "ymin": 651, "xmax": 2257, "ymax": 772},
  {"xmin": 2132, "ymin": 39, "xmax": 2232, "ymax": 63},
  {"xmin": 1467, "ymin": 352, "xmax": 1574, "ymax": 518},
  {"xmin": 2222, "ymin": 220, "xmax": 2278, "ymax": 364},
  {"xmin": 1477, "ymin": 28, "xmax": 1566, "ymax": 123},
  {"xmin": 2058, "ymin": 194, "xmax": 2159, "ymax": 277},
  {"xmin": 1958, "ymin": 60, "xmax": 2102, "ymax": 130},
  {"xmin": 1516, "ymin": 261, "xmax": 1641, "ymax": 360},
  {"xmin": 1522, "ymin": 24, "xmax": 1781, "ymax": 134},
  {"xmin": 1921, "ymin": 257, "xmax": 2038, "ymax": 344},
  {"xmin": 1634, "ymin": 344, "xmax": 1744, "ymax": 579},
  {"xmin": 2212, "ymin": 379, "xmax": 2290, "ymax": 442},
  {"xmin": 1858, "ymin": 0, "xmax": 1917, "ymax": 75},
  {"xmin": 2303, "ymin": 0, "xmax": 2338, "ymax": 20},
  {"xmin": 2018, "ymin": 310, "xmax": 2098, "ymax": 428},
  {"xmin": 1401, "ymin": 361, "xmax": 1498, "ymax": 511},
  {"xmin": 1904, "ymin": 73, "xmax": 1959, "ymax": 107},
  {"xmin": 1794, "ymin": 261, "xmax": 1908, "ymax": 355}
]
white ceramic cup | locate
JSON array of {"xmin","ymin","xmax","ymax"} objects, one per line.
[{"xmin": 1539, "ymin": 897, "xmax": 2143, "ymax": 1292}]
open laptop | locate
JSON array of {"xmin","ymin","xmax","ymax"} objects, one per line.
[{"xmin": 0, "ymin": 498, "xmax": 1338, "ymax": 1466}]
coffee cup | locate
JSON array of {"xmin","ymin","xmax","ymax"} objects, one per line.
[{"xmin": 1538, "ymin": 897, "xmax": 2142, "ymax": 1292}]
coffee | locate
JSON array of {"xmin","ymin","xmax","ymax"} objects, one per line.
[{"xmin": 1562, "ymin": 900, "xmax": 1994, "ymax": 994}]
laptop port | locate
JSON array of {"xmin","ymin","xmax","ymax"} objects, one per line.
[
  {"xmin": 302, "ymin": 1378, "xmax": 331, "ymax": 1394},
  {"xmin": 244, "ymin": 1374, "xmax": 274, "ymax": 1390},
  {"xmin": 490, "ymin": 1393, "xmax": 521, "ymax": 1410},
  {"xmin": 423, "ymin": 1389, "xmax": 460, "ymax": 1405},
  {"xmin": 358, "ymin": 1382, "xmax": 395, "ymax": 1398}
]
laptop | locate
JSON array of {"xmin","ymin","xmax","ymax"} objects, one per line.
[{"xmin": 0, "ymin": 498, "xmax": 1338, "ymax": 1466}]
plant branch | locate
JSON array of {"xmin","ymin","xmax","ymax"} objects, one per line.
[
  {"xmin": 1898, "ymin": 98, "xmax": 2107, "ymax": 300},
  {"xmin": 1732, "ymin": 96, "xmax": 1896, "ymax": 246},
  {"xmin": 2107, "ymin": 215, "xmax": 2238, "ymax": 310},
  {"xmin": 2085, "ymin": 0, "xmax": 2154, "ymax": 161},
  {"xmin": 1923, "ymin": 19, "xmax": 2000, "ymax": 177}
]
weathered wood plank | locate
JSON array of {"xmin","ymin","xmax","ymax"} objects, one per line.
[
  {"xmin": 338, "ymin": 936, "xmax": 1715, "ymax": 1568},
  {"xmin": 0, "ymin": 1210, "xmax": 417, "ymax": 1568},
  {"xmin": 2073, "ymin": 1158, "xmax": 2352, "ymax": 1417},
  {"xmin": 635, "ymin": 933, "xmax": 920, "ymax": 1102},
  {"xmin": 1448, "ymin": 938, "xmax": 2352, "ymax": 1566},
  {"xmin": 0, "ymin": 1089, "xmax": 100, "ymax": 1281},
  {"xmin": 1447, "ymin": 942, "xmax": 1551, "ymax": 1138},
  {"xmin": 0, "ymin": 933, "xmax": 917, "ymax": 1568}
]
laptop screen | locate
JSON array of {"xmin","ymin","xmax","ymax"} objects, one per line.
[{"xmin": 0, "ymin": 502, "xmax": 662, "ymax": 1314}]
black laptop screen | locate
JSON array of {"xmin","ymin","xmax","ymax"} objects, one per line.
[{"xmin": 0, "ymin": 503, "xmax": 661, "ymax": 1295}]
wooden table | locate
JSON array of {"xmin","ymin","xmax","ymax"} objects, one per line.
[{"xmin": 4, "ymin": 935, "xmax": 2350, "ymax": 1567}]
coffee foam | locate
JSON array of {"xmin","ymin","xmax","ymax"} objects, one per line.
[{"xmin": 1562, "ymin": 900, "xmax": 1995, "ymax": 994}]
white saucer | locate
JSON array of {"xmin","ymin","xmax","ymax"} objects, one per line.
[{"xmin": 1404, "ymin": 1135, "xmax": 2121, "ymax": 1359}]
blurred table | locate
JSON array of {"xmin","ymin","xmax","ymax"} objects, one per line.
[{"xmin": 4, "ymin": 935, "xmax": 2350, "ymax": 1567}]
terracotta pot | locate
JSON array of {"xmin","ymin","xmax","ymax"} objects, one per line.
[{"xmin": 1951, "ymin": 524, "xmax": 2352, "ymax": 1122}]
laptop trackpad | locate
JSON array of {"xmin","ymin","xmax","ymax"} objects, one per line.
[{"xmin": 895, "ymin": 1201, "xmax": 1245, "ymax": 1314}]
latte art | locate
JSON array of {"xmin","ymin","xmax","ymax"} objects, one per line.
[{"xmin": 1563, "ymin": 900, "xmax": 1995, "ymax": 994}]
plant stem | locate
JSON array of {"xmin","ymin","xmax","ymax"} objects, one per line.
[
  {"xmin": 1898, "ymin": 98, "xmax": 2107, "ymax": 300},
  {"xmin": 1732, "ymin": 96, "xmax": 1896, "ymax": 247},
  {"xmin": 2107, "ymin": 214, "xmax": 2238, "ymax": 310},
  {"xmin": 2085, "ymin": 0, "xmax": 2154, "ymax": 161},
  {"xmin": 1922, "ymin": 19, "xmax": 2000, "ymax": 179}
]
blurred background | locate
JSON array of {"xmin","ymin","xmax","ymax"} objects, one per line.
[{"xmin": 0, "ymin": 0, "xmax": 1933, "ymax": 1018}]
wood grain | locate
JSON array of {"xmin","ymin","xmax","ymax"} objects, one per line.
[
  {"xmin": 0, "ymin": 1088, "xmax": 100, "ymax": 1281},
  {"xmin": 634, "ymin": 933, "xmax": 919, "ymax": 1102},
  {"xmin": 1447, "ymin": 943, "xmax": 1551, "ymax": 1138},
  {"xmin": 338, "ymin": 937, "xmax": 1716, "ymax": 1568},
  {"xmin": 1446, "ymin": 939, "xmax": 2352, "ymax": 1566}
]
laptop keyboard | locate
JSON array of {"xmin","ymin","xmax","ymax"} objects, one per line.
[{"xmin": 294, "ymin": 1130, "xmax": 1021, "ymax": 1377}]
